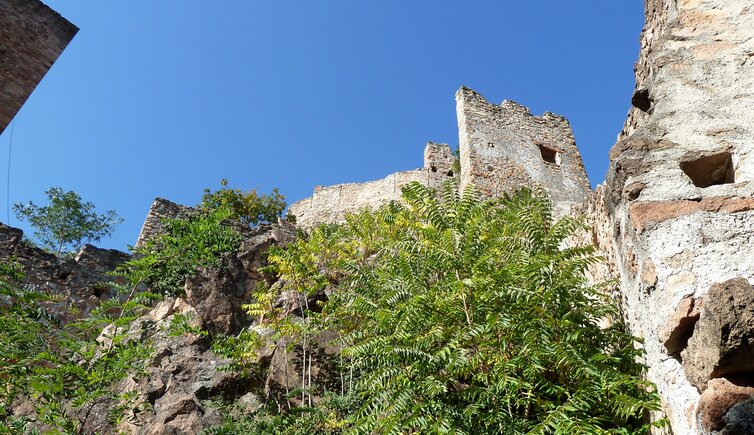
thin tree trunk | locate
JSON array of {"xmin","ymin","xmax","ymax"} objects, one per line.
[{"xmin": 308, "ymin": 352, "xmax": 312, "ymax": 407}]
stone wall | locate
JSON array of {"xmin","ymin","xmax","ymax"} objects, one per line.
[
  {"xmin": 0, "ymin": 223, "xmax": 129, "ymax": 323},
  {"xmin": 135, "ymin": 198, "xmax": 197, "ymax": 248},
  {"xmin": 288, "ymin": 142, "xmax": 455, "ymax": 227},
  {"xmin": 290, "ymin": 89, "xmax": 592, "ymax": 228},
  {"xmin": 0, "ymin": 0, "xmax": 78, "ymax": 134},
  {"xmin": 605, "ymin": 0, "xmax": 754, "ymax": 432},
  {"xmin": 456, "ymin": 86, "xmax": 591, "ymax": 215}
]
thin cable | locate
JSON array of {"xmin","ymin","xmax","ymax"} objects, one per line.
[{"xmin": 6, "ymin": 119, "xmax": 14, "ymax": 224}]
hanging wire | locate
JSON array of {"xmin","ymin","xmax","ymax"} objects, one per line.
[{"xmin": 6, "ymin": 118, "xmax": 14, "ymax": 224}]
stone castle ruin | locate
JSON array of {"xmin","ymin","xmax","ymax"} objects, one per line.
[
  {"xmin": 289, "ymin": 87, "xmax": 591, "ymax": 226},
  {"xmin": 289, "ymin": 0, "xmax": 754, "ymax": 431},
  {"xmin": 6, "ymin": 0, "xmax": 754, "ymax": 433}
]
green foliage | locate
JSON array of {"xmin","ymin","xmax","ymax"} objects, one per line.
[
  {"xmin": 452, "ymin": 146, "xmax": 461, "ymax": 177},
  {"xmin": 200, "ymin": 179, "xmax": 286, "ymax": 226},
  {"xmin": 13, "ymin": 187, "xmax": 122, "ymax": 253},
  {"xmin": 119, "ymin": 207, "xmax": 242, "ymax": 296},
  {"xmin": 241, "ymin": 181, "xmax": 660, "ymax": 434},
  {"xmin": 205, "ymin": 392, "xmax": 358, "ymax": 435},
  {"xmin": 0, "ymin": 260, "xmax": 156, "ymax": 434},
  {"xmin": 166, "ymin": 312, "xmax": 209, "ymax": 338},
  {"xmin": 0, "ymin": 261, "xmax": 49, "ymax": 432}
]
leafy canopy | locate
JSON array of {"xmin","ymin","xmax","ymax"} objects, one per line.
[
  {"xmin": 239, "ymin": 181, "xmax": 660, "ymax": 434},
  {"xmin": 200, "ymin": 179, "xmax": 286, "ymax": 227},
  {"xmin": 0, "ymin": 260, "xmax": 156, "ymax": 434},
  {"xmin": 117, "ymin": 206, "xmax": 242, "ymax": 297},
  {"xmin": 13, "ymin": 187, "xmax": 122, "ymax": 253}
]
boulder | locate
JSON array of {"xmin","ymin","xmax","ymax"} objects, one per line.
[
  {"xmin": 682, "ymin": 278, "xmax": 754, "ymax": 390},
  {"xmin": 697, "ymin": 378, "xmax": 754, "ymax": 433}
]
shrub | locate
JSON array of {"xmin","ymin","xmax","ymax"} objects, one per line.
[
  {"xmin": 200, "ymin": 179, "xmax": 286, "ymax": 227},
  {"xmin": 242, "ymin": 181, "xmax": 660, "ymax": 434},
  {"xmin": 118, "ymin": 207, "xmax": 242, "ymax": 297}
]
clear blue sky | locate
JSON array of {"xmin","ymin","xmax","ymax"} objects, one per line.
[{"xmin": 2, "ymin": 1, "xmax": 643, "ymax": 251}]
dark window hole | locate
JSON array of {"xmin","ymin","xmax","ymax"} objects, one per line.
[
  {"xmin": 430, "ymin": 165, "xmax": 438, "ymax": 173},
  {"xmin": 625, "ymin": 183, "xmax": 646, "ymax": 201},
  {"xmin": 631, "ymin": 88, "xmax": 652, "ymax": 112},
  {"xmin": 58, "ymin": 271, "xmax": 70, "ymax": 280},
  {"xmin": 538, "ymin": 144, "xmax": 559, "ymax": 166},
  {"xmin": 446, "ymin": 170, "xmax": 454, "ymax": 177},
  {"xmin": 680, "ymin": 152, "xmax": 735, "ymax": 188},
  {"xmin": 665, "ymin": 313, "xmax": 701, "ymax": 362}
]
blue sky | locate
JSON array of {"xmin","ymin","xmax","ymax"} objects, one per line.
[{"xmin": 2, "ymin": 1, "xmax": 643, "ymax": 251}]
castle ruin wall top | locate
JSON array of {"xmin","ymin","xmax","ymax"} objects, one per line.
[
  {"xmin": 288, "ymin": 142, "xmax": 455, "ymax": 228},
  {"xmin": 456, "ymin": 87, "xmax": 591, "ymax": 213},
  {"xmin": 0, "ymin": 0, "xmax": 78, "ymax": 134}
]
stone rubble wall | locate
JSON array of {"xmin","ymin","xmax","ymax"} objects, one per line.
[
  {"xmin": 290, "ymin": 88, "xmax": 593, "ymax": 228},
  {"xmin": 135, "ymin": 198, "xmax": 197, "ymax": 248},
  {"xmin": 456, "ymin": 87, "xmax": 591, "ymax": 216},
  {"xmin": 288, "ymin": 142, "xmax": 455, "ymax": 227},
  {"xmin": 570, "ymin": 184, "xmax": 619, "ymax": 290},
  {"xmin": 0, "ymin": 0, "xmax": 78, "ymax": 134},
  {"xmin": 605, "ymin": 0, "xmax": 754, "ymax": 432},
  {"xmin": 0, "ymin": 223, "xmax": 130, "ymax": 323}
]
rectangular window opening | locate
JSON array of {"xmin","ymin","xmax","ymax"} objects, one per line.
[
  {"xmin": 680, "ymin": 151, "xmax": 735, "ymax": 188},
  {"xmin": 538, "ymin": 144, "xmax": 560, "ymax": 166}
]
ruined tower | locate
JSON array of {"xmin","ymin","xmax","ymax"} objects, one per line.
[
  {"xmin": 288, "ymin": 87, "xmax": 591, "ymax": 227},
  {"xmin": 456, "ymin": 86, "xmax": 591, "ymax": 214},
  {"xmin": 0, "ymin": 0, "xmax": 78, "ymax": 134}
]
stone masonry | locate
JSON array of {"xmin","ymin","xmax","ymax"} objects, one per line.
[
  {"xmin": 5, "ymin": 0, "xmax": 754, "ymax": 433},
  {"xmin": 289, "ymin": 141, "xmax": 457, "ymax": 227},
  {"xmin": 285, "ymin": 1, "xmax": 754, "ymax": 432},
  {"xmin": 0, "ymin": 0, "xmax": 78, "ymax": 134},
  {"xmin": 602, "ymin": 0, "xmax": 754, "ymax": 432},
  {"xmin": 456, "ymin": 87, "xmax": 591, "ymax": 214},
  {"xmin": 135, "ymin": 197, "xmax": 197, "ymax": 248},
  {"xmin": 290, "ymin": 92, "xmax": 591, "ymax": 227}
]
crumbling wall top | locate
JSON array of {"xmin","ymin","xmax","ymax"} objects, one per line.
[{"xmin": 456, "ymin": 86, "xmax": 590, "ymax": 213}]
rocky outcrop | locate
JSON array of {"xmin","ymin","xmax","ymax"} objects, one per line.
[
  {"xmin": 698, "ymin": 378, "xmax": 754, "ymax": 434},
  {"xmin": 682, "ymin": 279, "xmax": 754, "ymax": 391},
  {"xmin": 68, "ymin": 221, "xmax": 297, "ymax": 434},
  {"xmin": 0, "ymin": 223, "xmax": 130, "ymax": 322},
  {"xmin": 185, "ymin": 223, "xmax": 297, "ymax": 336}
]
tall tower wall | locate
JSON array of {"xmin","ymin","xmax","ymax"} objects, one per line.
[
  {"xmin": 0, "ymin": 0, "xmax": 78, "ymax": 134},
  {"xmin": 456, "ymin": 87, "xmax": 590, "ymax": 214},
  {"xmin": 605, "ymin": 0, "xmax": 754, "ymax": 432}
]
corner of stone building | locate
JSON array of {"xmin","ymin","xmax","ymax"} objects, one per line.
[
  {"xmin": 604, "ymin": 0, "xmax": 754, "ymax": 432},
  {"xmin": 0, "ymin": 0, "xmax": 79, "ymax": 134}
]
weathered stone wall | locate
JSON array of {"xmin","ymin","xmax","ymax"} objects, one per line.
[
  {"xmin": 289, "ymin": 142, "xmax": 455, "ymax": 227},
  {"xmin": 456, "ymin": 86, "xmax": 591, "ymax": 215},
  {"xmin": 0, "ymin": 0, "xmax": 78, "ymax": 134},
  {"xmin": 135, "ymin": 198, "xmax": 197, "ymax": 248},
  {"xmin": 605, "ymin": 0, "xmax": 754, "ymax": 432},
  {"xmin": 290, "ymin": 89, "xmax": 593, "ymax": 228},
  {"xmin": 0, "ymin": 223, "xmax": 129, "ymax": 323}
]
